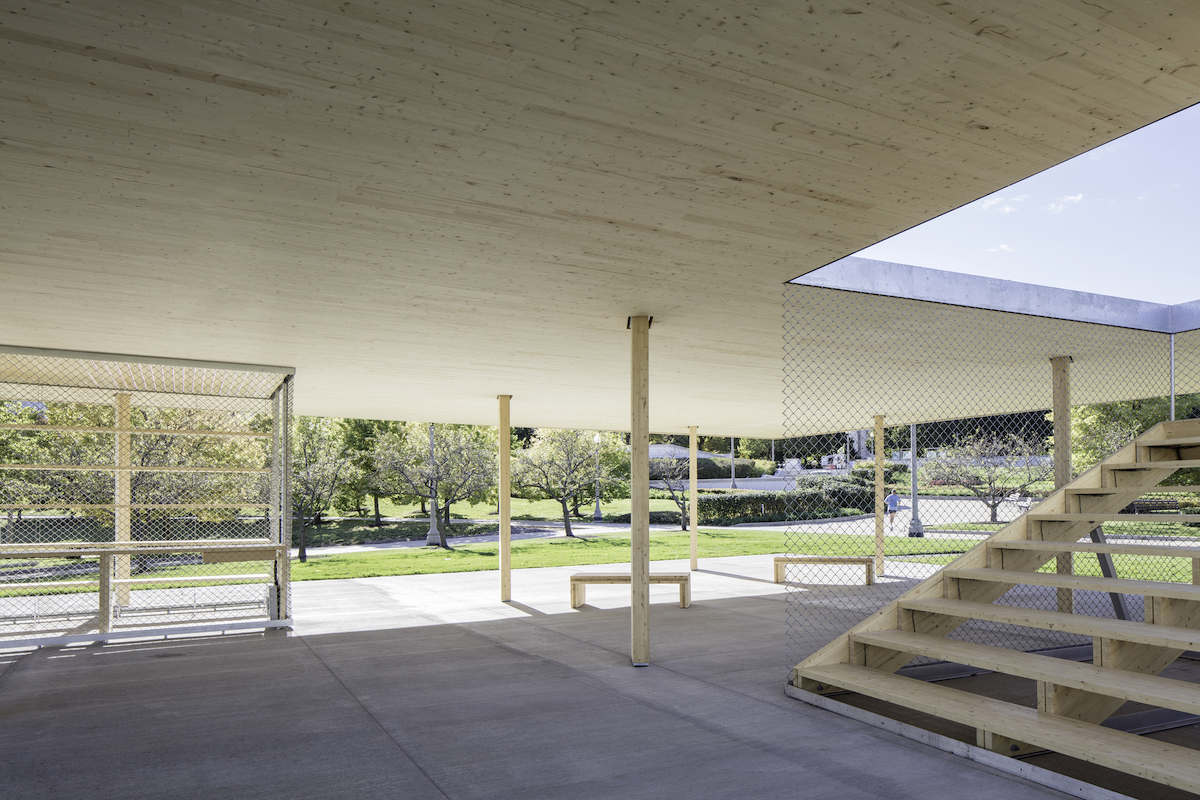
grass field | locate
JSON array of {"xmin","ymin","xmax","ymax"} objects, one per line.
[{"xmin": 289, "ymin": 530, "xmax": 982, "ymax": 581}]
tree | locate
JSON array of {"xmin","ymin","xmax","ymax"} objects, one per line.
[
  {"xmin": 513, "ymin": 429, "xmax": 621, "ymax": 537},
  {"xmin": 922, "ymin": 432, "xmax": 1053, "ymax": 523},
  {"xmin": 337, "ymin": 418, "xmax": 408, "ymax": 525},
  {"xmin": 649, "ymin": 456, "xmax": 690, "ymax": 530},
  {"xmin": 1069, "ymin": 394, "xmax": 1200, "ymax": 474},
  {"xmin": 292, "ymin": 417, "xmax": 353, "ymax": 561},
  {"xmin": 373, "ymin": 423, "xmax": 495, "ymax": 548}
]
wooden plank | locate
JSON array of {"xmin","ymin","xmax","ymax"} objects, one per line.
[
  {"xmin": 202, "ymin": 549, "xmax": 277, "ymax": 563},
  {"xmin": 571, "ymin": 573, "xmax": 690, "ymax": 583},
  {"xmin": 0, "ymin": 423, "xmax": 269, "ymax": 438},
  {"xmin": 112, "ymin": 573, "xmax": 271, "ymax": 585},
  {"xmin": 1137, "ymin": 437, "xmax": 1200, "ymax": 448},
  {"xmin": 630, "ymin": 315, "xmax": 650, "ymax": 665},
  {"xmin": 901, "ymin": 597, "xmax": 1200, "ymax": 650},
  {"xmin": 1066, "ymin": 486, "xmax": 1200, "ymax": 495},
  {"xmin": 946, "ymin": 567, "xmax": 1200, "ymax": 603},
  {"xmin": 1029, "ymin": 513, "xmax": 1200, "ymax": 523},
  {"xmin": 796, "ymin": 664, "xmax": 1200, "ymax": 794},
  {"xmin": 990, "ymin": 540, "xmax": 1200, "ymax": 559},
  {"xmin": 0, "ymin": 504, "xmax": 269, "ymax": 510},
  {"xmin": 1107, "ymin": 460, "xmax": 1200, "ymax": 471},
  {"xmin": 0, "ymin": 464, "xmax": 269, "ymax": 474},
  {"xmin": 853, "ymin": 630, "xmax": 1200, "ymax": 716},
  {"xmin": 0, "ymin": 546, "xmax": 281, "ymax": 559}
]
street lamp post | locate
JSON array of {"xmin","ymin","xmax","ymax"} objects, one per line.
[
  {"xmin": 729, "ymin": 436, "xmax": 737, "ymax": 489},
  {"xmin": 593, "ymin": 432, "xmax": 603, "ymax": 522},
  {"xmin": 908, "ymin": 423, "xmax": 924, "ymax": 537}
]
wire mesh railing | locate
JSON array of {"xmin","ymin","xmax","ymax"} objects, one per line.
[
  {"xmin": 0, "ymin": 349, "xmax": 292, "ymax": 643},
  {"xmin": 782, "ymin": 283, "xmax": 1200, "ymax": 667}
]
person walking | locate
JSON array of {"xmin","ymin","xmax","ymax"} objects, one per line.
[{"xmin": 884, "ymin": 490, "xmax": 900, "ymax": 531}]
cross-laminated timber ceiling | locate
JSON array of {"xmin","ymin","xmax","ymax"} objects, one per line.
[{"xmin": 1, "ymin": 1, "xmax": 1198, "ymax": 437}]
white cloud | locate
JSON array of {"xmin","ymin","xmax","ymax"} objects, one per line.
[
  {"xmin": 979, "ymin": 193, "xmax": 1029, "ymax": 213},
  {"xmin": 1045, "ymin": 193, "xmax": 1084, "ymax": 213},
  {"xmin": 986, "ymin": 244, "xmax": 1014, "ymax": 253}
]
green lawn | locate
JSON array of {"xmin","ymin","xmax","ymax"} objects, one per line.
[{"xmin": 290, "ymin": 530, "xmax": 983, "ymax": 581}]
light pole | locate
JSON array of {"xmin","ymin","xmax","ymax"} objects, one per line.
[
  {"xmin": 593, "ymin": 432, "xmax": 603, "ymax": 522},
  {"xmin": 908, "ymin": 423, "xmax": 924, "ymax": 537},
  {"xmin": 729, "ymin": 436, "xmax": 737, "ymax": 489}
]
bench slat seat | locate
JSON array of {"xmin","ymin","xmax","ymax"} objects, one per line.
[
  {"xmin": 774, "ymin": 555, "xmax": 874, "ymax": 585},
  {"xmin": 569, "ymin": 572, "xmax": 690, "ymax": 608}
]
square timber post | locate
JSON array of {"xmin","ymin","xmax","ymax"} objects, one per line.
[
  {"xmin": 498, "ymin": 394, "xmax": 512, "ymax": 602},
  {"xmin": 630, "ymin": 316, "xmax": 651, "ymax": 666},
  {"xmin": 689, "ymin": 425, "xmax": 698, "ymax": 571},
  {"xmin": 1052, "ymin": 356, "xmax": 1073, "ymax": 613},
  {"xmin": 874, "ymin": 415, "xmax": 885, "ymax": 577}
]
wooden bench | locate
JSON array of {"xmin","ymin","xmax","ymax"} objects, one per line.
[
  {"xmin": 1123, "ymin": 498, "xmax": 1180, "ymax": 514},
  {"xmin": 569, "ymin": 572, "xmax": 690, "ymax": 608},
  {"xmin": 774, "ymin": 556, "xmax": 874, "ymax": 585}
]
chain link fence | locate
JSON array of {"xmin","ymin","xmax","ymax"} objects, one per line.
[
  {"xmin": 0, "ymin": 349, "xmax": 292, "ymax": 644},
  {"xmin": 782, "ymin": 284, "xmax": 1200, "ymax": 666}
]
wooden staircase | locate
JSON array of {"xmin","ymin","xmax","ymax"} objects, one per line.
[{"xmin": 793, "ymin": 419, "xmax": 1200, "ymax": 795}]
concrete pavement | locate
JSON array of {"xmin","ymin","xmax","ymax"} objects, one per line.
[{"xmin": 0, "ymin": 554, "xmax": 1079, "ymax": 799}]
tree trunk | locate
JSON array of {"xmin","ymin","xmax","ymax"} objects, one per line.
[
  {"xmin": 988, "ymin": 501, "xmax": 1000, "ymax": 523},
  {"xmin": 437, "ymin": 501, "xmax": 450, "ymax": 549},
  {"xmin": 298, "ymin": 524, "xmax": 308, "ymax": 563},
  {"xmin": 560, "ymin": 499, "xmax": 575, "ymax": 538},
  {"xmin": 420, "ymin": 498, "xmax": 427, "ymax": 515},
  {"xmin": 373, "ymin": 495, "xmax": 382, "ymax": 527}
]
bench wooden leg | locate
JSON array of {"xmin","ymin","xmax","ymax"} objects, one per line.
[
  {"xmin": 679, "ymin": 581, "xmax": 690, "ymax": 608},
  {"xmin": 570, "ymin": 581, "xmax": 585, "ymax": 608},
  {"xmin": 865, "ymin": 562, "xmax": 875, "ymax": 586},
  {"xmin": 774, "ymin": 561, "xmax": 785, "ymax": 583}
]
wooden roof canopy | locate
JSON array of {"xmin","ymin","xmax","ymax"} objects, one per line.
[{"xmin": 2, "ymin": 1, "xmax": 1198, "ymax": 436}]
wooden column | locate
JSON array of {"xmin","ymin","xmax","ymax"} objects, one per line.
[
  {"xmin": 630, "ymin": 316, "xmax": 650, "ymax": 666},
  {"xmin": 98, "ymin": 554, "xmax": 112, "ymax": 634},
  {"xmin": 498, "ymin": 394, "xmax": 512, "ymax": 602},
  {"xmin": 873, "ymin": 415, "xmax": 885, "ymax": 576},
  {"xmin": 688, "ymin": 425, "xmax": 698, "ymax": 570},
  {"xmin": 114, "ymin": 392, "xmax": 131, "ymax": 606},
  {"xmin": 1052, "ymin": 356, "xmax": 1073, "ymax": 613}
]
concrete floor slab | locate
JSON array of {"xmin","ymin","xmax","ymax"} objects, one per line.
[{"xmin": 0, "ymin": 555, "xmax": 1081, "ymax": 798}]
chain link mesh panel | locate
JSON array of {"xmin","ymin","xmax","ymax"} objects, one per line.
[
  {"xmin": 0, "ymin": 350, "xmax": 292, "ymax": 642},
  {"xmin": 782, "ymin": 285, "xmax": 1190, "ymax": 667}
]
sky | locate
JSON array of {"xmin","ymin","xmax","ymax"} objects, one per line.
[{"xmin": 853, "ymin": 103, "xmax": 1200, "ymax": 305}]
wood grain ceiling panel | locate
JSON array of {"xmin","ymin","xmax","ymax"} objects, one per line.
[{"xmin": 1, "ymin": 0, "xmax": 1197, "ymax": 435}]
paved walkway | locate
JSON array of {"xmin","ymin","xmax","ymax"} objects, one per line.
[{"xmin": 0, "ymin": 555, "xmax": 1075, "ymax": 799}]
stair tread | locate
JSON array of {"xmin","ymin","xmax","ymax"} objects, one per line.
[
  {"xmin": 852, "ymin": 630, "xmax": 1200, "ymax": 716},
  {"xmin": 1067, "ymin": 486, "xmax": 1200, "ymax": 495},
  {"xmin": 1139, "ymin": 437, "xmax": 1200, "ymax": 448},
  {"xmin": 1027, "ymin": 513, "xmax": 1200, "ymax": 525},
  {"xmin": 1106, "ymin": 459, "xmax": 1200, "ymax": 470},
  {"xmin": 796, "ymin": 663, "xmax": 1200, "ymax": 793},
  {"xmin": 901, "ymin": 597, "xmax": 1200, "ymax": 649},
  {"xmin": 944, "ymin": 567, "xmax": 1200, "ymax": 601},
  {"xmin": 989, "ymin": 540, "xmax": 1200, "ymax": 559}
]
